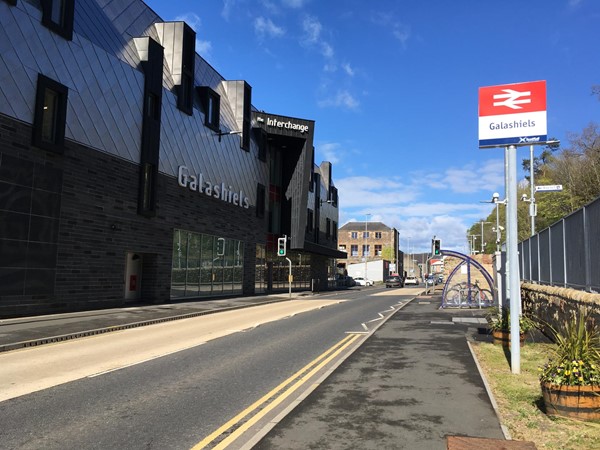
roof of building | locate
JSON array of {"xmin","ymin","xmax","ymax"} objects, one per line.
[{"xmin": 339, "ymin": 221, "xmax": 394, "ymax": 232}]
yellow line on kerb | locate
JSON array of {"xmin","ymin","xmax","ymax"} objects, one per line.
[{"xmin": 191, "ymin": 333, "xmax": 361, "ymax": 450}]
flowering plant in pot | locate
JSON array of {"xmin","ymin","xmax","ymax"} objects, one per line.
[
  {"xmin": 486, "ymin": 307, "xmax": 536, "ymax": 345},
  {"xmin": 538, "ymin": 312, "xmax": 600, "ymax": 420}
]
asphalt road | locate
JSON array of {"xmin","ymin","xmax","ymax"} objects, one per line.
[{"xmin": 0, "ymin": 287, "xmax": 416, "ymax": 449}]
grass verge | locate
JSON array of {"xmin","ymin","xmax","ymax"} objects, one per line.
[{"xmin": 471, "ymin": 341, "xmax": 600, "ymax": 449}]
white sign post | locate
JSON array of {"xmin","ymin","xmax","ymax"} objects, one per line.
[{"xmin": 479, "ymin": 80, "xmax": 548, "ymax": 375}]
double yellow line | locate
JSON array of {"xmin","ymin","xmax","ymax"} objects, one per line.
[{"xmin": 191, "ymin": 333, "xmax": 362, "ymax": 449}]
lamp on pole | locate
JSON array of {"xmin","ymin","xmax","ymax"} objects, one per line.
[
  {"xmin": 467, "ymin": 235, "xmax": 478, "ymax": 255},
  {"xmin": 406, "ymin": 236, "xmax": 412, "ymax": 273},
  {"xmin": 480, "ymin": 220, "xmax": 491, "ymax": 254},
  {"xmin": 364, "ymin": 213, "xmax": 371, "ymax": 280}
]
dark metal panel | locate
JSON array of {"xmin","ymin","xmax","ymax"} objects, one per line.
[
  {"xmin": 564, "ymin": 209, "xmax": 586, "ymax": 288},
  {"xmin": 530, "ymin": 235, "xmax": 540, "ymax": 281},
  {"xmin": 550, "ymin": 221, "xmax": 565, "ymax": 285},
  {"xmin": 521, "ymin": 239, "xmax": 531, "ymax": 280},
  {"xmin": 539, "ymin": 228, "xmax": 551, "ymax": 283},
  {"xmin": 586, "ymin": 198, "xmax": 600, "ymax": 291}
]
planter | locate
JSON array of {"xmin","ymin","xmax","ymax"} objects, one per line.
[
  {"xmin": 491, "ymin": 330, "xmax": 525, "ymax": 347},
  {"xmin": 541, "ymin": 382, "xmax": 600, "ymax": 421}
]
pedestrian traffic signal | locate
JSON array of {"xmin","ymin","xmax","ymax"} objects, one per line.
[
  {"xmin": 432, "ymin": 238, "xmax": 441, "ymax": 256},
  {"xmin": 216, "ymin": 237, "xmax": 225, "ymax": 256},
  {"xmin": 277, "ymin": 237, "xmax": 286, "ymax": 256}
]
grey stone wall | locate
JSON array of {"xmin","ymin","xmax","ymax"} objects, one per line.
[{"xmin": 522, "ymin": 283, "xmax": 600, "ymax": 337}]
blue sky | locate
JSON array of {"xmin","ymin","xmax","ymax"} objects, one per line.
[{"xmin": 145, "ymin": 0, "xmax": 599, "ymax": 254}]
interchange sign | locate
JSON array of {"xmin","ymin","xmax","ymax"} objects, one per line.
[{"xmin": 478, "ymin": 80, "xmax": 547, "ymax": 148}]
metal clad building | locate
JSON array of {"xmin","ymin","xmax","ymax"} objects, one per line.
[{"xmin": 0, "ymin": 0, "xmax": 345, "ymax": 317}]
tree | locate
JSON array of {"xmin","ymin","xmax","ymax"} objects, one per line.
[{"xmin": 470, "ymin": 123, "xmax": 600, "ymax": 243}]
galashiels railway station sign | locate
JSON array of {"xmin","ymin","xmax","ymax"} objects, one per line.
[{"xmin": 478, "ymin": 80, "xmax": 547, "ymax": 148}]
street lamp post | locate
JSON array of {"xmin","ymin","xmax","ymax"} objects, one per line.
[
  {"xmin": 364, "ymin": 213, "xmax": 371, "ymax": 280},
  {"xmin": 406, "ymin": 236, "xmax": 412, "ymax": 274},
  {"xmin": 480, "ymin": 220, "xmax": 491, "ymax": 254}
]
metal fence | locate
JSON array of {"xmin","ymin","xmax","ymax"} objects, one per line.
[{"xmin": 519, "ymin": 196, "xmax": 600, "ymax": 293}]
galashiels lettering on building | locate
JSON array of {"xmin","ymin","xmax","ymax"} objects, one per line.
[{"xmin": 178, "ymin": 165, "xmax": 250, "ymax": 208}]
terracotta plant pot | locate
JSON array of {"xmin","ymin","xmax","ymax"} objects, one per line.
[
  {"xmin": 541, "ymin": 382, "xmax": 600, "ymax": 421},
  {"xmin": 491, "ymin": 330, "xmax": 525, "ymax": 347}
]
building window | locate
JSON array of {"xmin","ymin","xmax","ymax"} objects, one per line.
[
  {"xmin": 363, "ymin": 231, "xmax": 369, "ymax": 238},
  {"xmin": 326, "ymin": 219, "xmax": 331, "ymax": 239},
  {"xmin": 306, "ymin": 209, "xmax": 314, "ymax": 232},
  {"xmin": 375, "ymin": 232, "xmax": 382, "ymax": 239},
  {"xmin": 351, "ymin": 232, "xmax": 358, "ymax": 239},
  {"xmin": 41, "ymin": 0, "xmax": 74, "ymax": 40},
  {"xmin": 176, "ymin": 24, "xmax": 195, "ymax": 115},
  {"xmin": 171, "ymin": 230, "xmax": 244, "ymax": 299},
  {"xmin": 333, "ymin": 221, "xmax": 337, "ymax": 241},
  {"xmin": 351, "ymin": 245, "xmax": 358, "ymax": 257},
  {"xmin": 256, "ymin": 183, "xmax": 266, "ymax": 218},
  {"xmin": 329, "ymin": 186, "xmax": 338, "ymax": 207},
  {"xmin": 254, "ymin": 128, "xmax": 268, "ymax": 162},
  {"xmin": 145, "ymin": 93, "xmax": 160, "ymax": 120},
  {"xmin": 197, "ymin": 87, "xmax": 220, "ymax": 131},
  {"xmin": 375, "ymin": 245, "xmax": 382, "ymax": 256},
  {"xmin": 32, "ymin": 74, "xmax": 68, "ymax": 154},
  {"xmin": 362, "ymin": 245, "xmax": 370, "ymax": 256},
  {"xmin": 339, "ymin": 245, "xmax": 346, "ymax": 251},
  {"xmin": 241, "ymin": 82, "xmax": 252, "ymax": 151},
  {"xmin": 138, "ymin": 163, "xmax": 157, "ymax": 216},
  {"xmin": 177, "ymin": 73, "xmax": 193, "ymax": 115}
]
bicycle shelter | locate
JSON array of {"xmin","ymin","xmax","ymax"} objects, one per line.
[{"xmin": 439, "ymin": 250, "xmax": 495, "ymax": 308}]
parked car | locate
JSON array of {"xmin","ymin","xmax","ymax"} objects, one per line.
[
  {"xmin": 354, "ymin": 276, "xmax": 374, "ymax": 286},
  {"xmin": 385, "ymin": 275, "xmax": 403, "ymax": 288},
  {"xmin": 404, "ymin": 276, "xmax": 419, "ymax": 286},
  {"xmin": 345, "ymin": 276, "xmax": 356, "ymax": 287}
]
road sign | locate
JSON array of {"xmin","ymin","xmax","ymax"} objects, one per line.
[
  {"xmin": 478, "ymin": 80, "xmax": 547, "ymax": 148},
  {"xmin": 535, "ymin": 184, "xmax": 563, "ymax": 192}
]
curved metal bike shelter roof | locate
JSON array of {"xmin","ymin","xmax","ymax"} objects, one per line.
[{"xmin": 439, "ymin": 249, "xmax": 495, "ymax": 308}]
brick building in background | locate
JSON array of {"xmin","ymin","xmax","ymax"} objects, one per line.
[{"xmin": 337, "ymin": 221, "xmax": 402, "ymax": 278}]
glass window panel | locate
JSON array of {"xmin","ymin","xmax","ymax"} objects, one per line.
[
  {"xmin": 51, "ymin": 0, "xmax": 65, "ymax": 25},
  {"xmin": 223, "ymin": 268, "xmax": 234, "ymax": 291},
  {"xmin": 171, "ymin": 230, "xmax": 188, "ymax": 298},
  {"xmin": 42, "ymin": 89, "xmax": 59, "ymax": 143}
]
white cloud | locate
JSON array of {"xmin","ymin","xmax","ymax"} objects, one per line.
[
  {"xmin": 335, "ymin": 171, "xmax": 498, "ymax": 253},
  {"xmin": 302, "ymin": 15, "xmax": 322, "ymax": 44},
  {"xmin": 282, "ymin": 0, "xmax": 308, "ymax": 8},
  {"xmin": 174, "ymin": 14, "xmax": 212, "ymax": 59},
  {"xmin": 317, "ymin": 90, "xmax": 359, "ymax": 110},
  {"xmin": 318, "ymin": 142, "xmax": 342, "ymax": 164},
  {"xmin": 175, "ymin": 13, "xmax": 201, "ymax": 30},
  {"xmin": 221, "ymin": 0, "xmax": 238, "ymax": 21},
  {"xmin": 427, "ymin": 159, "xmax": 504, "ymax": 194},
  {"xmin": 320, "ymin": 42, "xmax": 334, "ymax": 58},
  {"xmin": 254, "ymin": 17, "xmax": 285, "ymax": 38},
  {"xmin": 342, "ymin": 63, "xmax": 355, "ymax": 76},
  {"xmin": 392, "ymin": 23, "xmax": 411, "ymax": 48},
  {"xmin": 196, "ymin": 40, "xmax": 213, "ymax": 59}
]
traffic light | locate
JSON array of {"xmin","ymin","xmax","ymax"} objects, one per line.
[
  {"xmin": 432, "ymin": 238, "xmax": 441, "ymax": 256},
  {"xmin": 277, "ymin": 237, "xmax": 287, "ymax": 256},
  {"xmin": 216, "ymin": 237, "xmax": 225, "ymax": 256}
]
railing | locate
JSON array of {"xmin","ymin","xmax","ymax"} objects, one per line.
[{"xmin": 519, "ymin": 195, "xmax": 600, "ymax": 293}]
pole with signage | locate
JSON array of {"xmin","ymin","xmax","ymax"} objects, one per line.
[{"xmin": 479, "ymin": 80, "xmax": 548, "ymax": 375}]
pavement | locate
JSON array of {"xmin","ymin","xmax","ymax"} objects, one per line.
[{"xmin": 0, "ymin": 288, "xmax": 538, "ymax": 449}]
